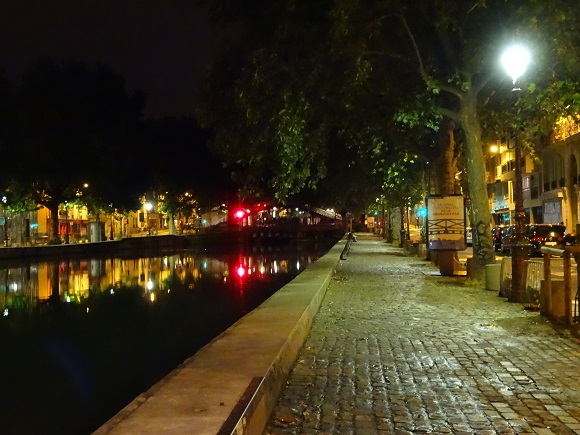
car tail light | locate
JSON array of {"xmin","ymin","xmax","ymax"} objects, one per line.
[{"xmin": 532, "ymin": 236, "xmax": 544, "ymax": 243}]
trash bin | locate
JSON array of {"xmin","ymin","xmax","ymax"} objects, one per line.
[
  {"xmin": 540, "ymin": 279, "xmax": 566, "ymax": 320},
  {"xmin": 485, "ymin": 263, "xmax": 501, "ymax": 291}
]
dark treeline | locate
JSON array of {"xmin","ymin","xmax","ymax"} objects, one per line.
[{"xmin": 0, "ymin": 58, "xmax": 237, "ymax": 243}]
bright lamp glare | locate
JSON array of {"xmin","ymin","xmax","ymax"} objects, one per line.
[{"xmin": 501, "ymin": 45, "xmax": 530, "ymax": 84}]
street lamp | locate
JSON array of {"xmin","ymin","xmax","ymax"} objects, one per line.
[
  {"xmin": 501, "ymin": 45, "xmax": 530, "ymax": 87},
  {"xmin": 501, "ymin": 44, "xmax": 531, "ymax": 303}
]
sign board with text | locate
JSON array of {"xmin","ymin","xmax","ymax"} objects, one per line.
[{"xmin": 426, "ymin": 195, "xmax": 466, "ymax": 251}]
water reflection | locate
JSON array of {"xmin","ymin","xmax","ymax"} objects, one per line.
[
  {"xmin": 0, "ymin": 244, "xmax": 331, "ymax": 434},
  {"xmin": 0, "ymin": 249, "xmax": 321, "ymax": 312}
]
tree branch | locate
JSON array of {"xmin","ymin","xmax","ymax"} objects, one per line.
[
  {"xmin": 439, "ymin": 107, "xmax": 460, "ymax": 123},
  {"xmin": 399, "ymin": 14, "xmax": 462, "ymax": 100},
  {"xmin": 439, "ymin": 83, "xmax": 464, "ymax": 99},
  {"xmin": 399, "ymin": 15, "xmax": 426, "ymax": 79}
]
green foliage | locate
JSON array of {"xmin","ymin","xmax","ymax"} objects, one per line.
[
  {"xmin": 157, "ymin": 191, "xmax": 199, "ymax": 223},
  {"xmin": 518, "ymin": 80, "xmax": 580, "ymax": 146},
  {"xmin": 480, "ymin": 0, "xmax": 580, "ymax": 150},
  {"xmin": 378, "ymin": 152, "xmax": 426, "ymax": 209},
  {"xmin": 202, "ymin": 0, "xmax": 580, "ymax": 228},
  {"xmin": 2, "ymin": 292, "xmax": 33, "ymax": 313},
  {"xmin": 0, "ymin": 181, "xmax": 38, "ymax": 214},
  {"xmin": 200, "ymin": 0, "xmax": 431, "ymax": 208}
]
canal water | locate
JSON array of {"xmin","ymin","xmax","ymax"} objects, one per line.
[{"xmin": 0, "ymin": 242, "xmax": 334, "ymax": 434}]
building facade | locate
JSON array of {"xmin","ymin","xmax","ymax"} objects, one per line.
[{"xmin": 485, "ymin": 118, "xmax": 580, "ymax": 236}]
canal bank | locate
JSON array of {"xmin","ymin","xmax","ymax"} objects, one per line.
[
  {"xmin": 94, "ymin": 236, "xmax": 346, "ymax": 434},
  {"xmin": 0, "ymin": 226, "xmax": 345, "ymax": 262},
  {"xmin": 0, "ymin": 235, "xmax": 189, "ymax": 261}
]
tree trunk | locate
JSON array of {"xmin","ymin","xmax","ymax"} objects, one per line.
[
  {"xmin": 433, "ymin": 118, "xmax": 459, "ymax": 276},
  {"xmin": 399, "ymin": 207, "xmax": 405, "ymax": 247},
  {"xmin": 435, "ymin": 118, "xmax": 457, "ymax": 195},
  {"xmin": 48, "ymin": 202, "xmax": 61, "ymax": 244},
  {"xmin": 459, "ymin": 90, "xmax": 495, "ymax": 277},
  {"xmin": 168, "ymin": 213, "xmax": 177, "ymax": 235},
  {"xmin": 381, "ymin": 202, "xmax": 386, "ymax": 239},
  {"xmin": 386, "ymin": 206, "xmax": 393, "ymax": 243},
  {"xmin": 110, "ymin": 216, "xmax": 115, "ymax": 240}
]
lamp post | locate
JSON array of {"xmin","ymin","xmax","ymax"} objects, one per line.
[{"xmin": 501, "ymin": 45, "xmax": 531, "ymax": 303}]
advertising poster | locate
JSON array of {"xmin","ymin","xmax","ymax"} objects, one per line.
[{"xmin": 426, "ymin": 195, "xmax": 466, "ymax": 251}]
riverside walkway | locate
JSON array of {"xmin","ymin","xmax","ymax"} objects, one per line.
[{"xmin": 266, "ymin": 233, "xmax": 580, "ymax": 434}]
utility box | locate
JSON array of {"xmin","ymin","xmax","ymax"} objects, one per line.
[{"xmin": 485, "ymin": 263, "xmax": 501, "ymax": 291}]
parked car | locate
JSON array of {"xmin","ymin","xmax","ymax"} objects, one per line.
[
  {"xmin": 500, "ymin": 225, "xmax": 515, "ymax": 254},
  {"xmin": 526, "ymin": 224, "xmax": 566, "ymax": 256},
  {"xmin": 492, "ymin": 225, "xmax": 507, "ymax": 251},
  {"xmin": 564, "ymin": 232, "xmax": 577, "ymax": 246},
  {"xmin": 499, "ymin": 224, "xmax": 566, "ymax": 256}
]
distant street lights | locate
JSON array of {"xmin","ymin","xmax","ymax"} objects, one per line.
[{"xmin": 501, "ymin": 44, "xmax": 531, "ymax": 303}]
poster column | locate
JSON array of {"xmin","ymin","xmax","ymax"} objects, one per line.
[{"xmin": 426, "ymin": 195, "xmax": 466, "ymax": 276}]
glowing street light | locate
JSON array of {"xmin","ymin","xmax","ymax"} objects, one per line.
[{"xmin": 501, "ymin": 45, "xmax": 530, "ymax": 86}]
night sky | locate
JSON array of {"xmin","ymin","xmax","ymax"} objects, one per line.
[{"xmin": 0, "ymin": 0, "xmax": 214, "ymax": 117}]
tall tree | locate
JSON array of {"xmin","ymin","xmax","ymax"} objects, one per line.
[
  {"xmin": 14, "ymin": 58, "xmax": 146, "ymax": 243},
  {"xmin": 333, "ymin": 0, "xmax": 580, "ymax": 274},
  {"xmin": 200, "ymin": 0, "xmax": 428, "ymax": 209},
  {"xmin": 202, "ymin": 0, "xmax": 580, "ymax": 276}
]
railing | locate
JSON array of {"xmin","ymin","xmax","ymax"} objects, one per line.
[
  {"xmin": 540, "ymin": 246, "xmax": 580, "ymax": 325},
  {"xmin": 340, "ymin": 232, "xmax": 356, "ymax": 260},
  {"xmin": 524, "ymin": 258, "xmax": 544, "ymax": 309}
]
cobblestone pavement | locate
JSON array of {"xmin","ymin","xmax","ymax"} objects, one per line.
[{"xmin": 266, "ymin": 233, "xmax": 580, "ymax": 435}]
